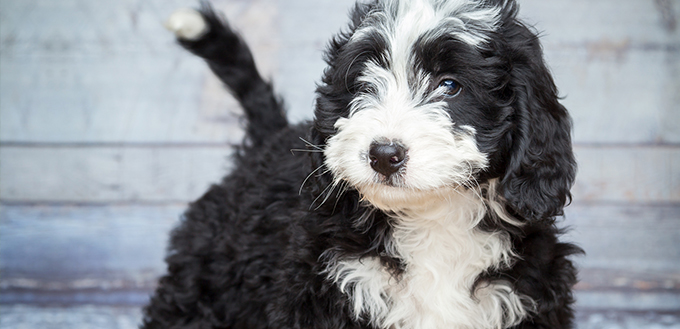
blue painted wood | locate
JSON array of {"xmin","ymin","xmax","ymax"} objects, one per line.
[
  {"xmin": 575, "ymin": 290, "xmax": 680, "ymax": 312},
  {"xmin": 564, "ymin": 204, "xmax": 680, "ymax": 272},
  {"xmin": 0, "ymin": 0, "xmax": 678, "ymax": 143},
  {"xmin": 0, "ymin": 0, "xmax": 254, "ymax": 144},
  {"xmin": 0, "ymin": 305, "xmax": 143, "ymax": 329},
  {"xmin": 0, "ymin": 205, "xmax": 182, "ymax": 288},
  {"xmin": 520, "ymin": 0, "xmax": 680, "ymax": 144},
  {"xmin": 1, "ymin": 204, "xmax": 678, "ymax": 305},
  {"xmin": 1, "ymin": 305, "xmax": 679, "ymax": 329},
  {"xmin": 0, "ymin": 0, "xmax": 679, "ymax": 323},
  {"xmin": 571, "ymin": 146, "xmax": 680, "ymax": 203},
  {"xmin": 519, "ymin": 0, "xmax": 679, "ymax": 46},
  {"xmin": 550, "ymin": 48, "xmax": 680, "ymax": 144},
  {"xmin": 0, "ymin": 146, "xmax": 232, "ymax": 202}
]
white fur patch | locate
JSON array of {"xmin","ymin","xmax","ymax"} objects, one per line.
[
  {"xmin": 351, "ymin": 0, "xmax": 501, "ymax": 47},
  {"xmin": 326, "ymin": 184, "xmax": 533, "ymax": 329},
  {"xmin": 165, "ymin": 8, "xmax": 209, "ymax": 40}
]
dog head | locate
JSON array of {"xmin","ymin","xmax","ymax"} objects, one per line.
[{"xmin": 312, "ymin": 0, "xmax": 575, "ymax": 220}]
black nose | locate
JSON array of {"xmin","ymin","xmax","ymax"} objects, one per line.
[{"xmin": 369, "ymin": 141, "xmax": 407, "ymax": 177}]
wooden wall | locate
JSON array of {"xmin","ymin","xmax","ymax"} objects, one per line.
[{"xmin": 1, "ymin": 0, "xmax": 678, "ymax": 327}]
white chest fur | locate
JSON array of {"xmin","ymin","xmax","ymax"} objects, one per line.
[{"xmin": 326, "ymin": 189, "xmax": 532, "ymax": 329}]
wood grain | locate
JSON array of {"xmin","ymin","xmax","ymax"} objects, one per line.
[
  {"xmin": 4, "ymin": 305, "xmax": 679, "ymax": 329},
  {"xmin": 0, "ymin": 146, "xmax": 231, "ymax": 202},
  {"xmin": 0, "ymin": 205, "xmax": 181, "ymax": 289},
  {"xmin": 564, "ymin": 203, "xmax": 680, "ymax": 272},
  {"xmin": 2, "ymin": 204, "xmax": 678, "ymax": 300},
  {"xmin": 551, "ymin": 48, "xmax": 680, "ymax": 144},
  {"xmin": 572, "ymin": 146, "xmax": 680, "ymax": 203},
  {"xmin": 1, "ymin": 0, "xmax": 677, "ymax": 143},
  {"xmin": 1, "ymin": 0, "xmax": 679, "ymax": 325},
  {"xmin": 519, "ymin": 0, "xmax": 679, "ymax": 46}
]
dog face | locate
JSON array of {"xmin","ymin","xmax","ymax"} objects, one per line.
[{"xmin": 315, "ymin": 0, "xmax": 575, "ymax": 218}]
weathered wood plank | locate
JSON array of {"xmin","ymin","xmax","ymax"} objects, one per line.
[
  {"xmin": 5, "ymin": 288, "xmax": 680, "ymax": 313},
  {"xmin": 0, "ymin": 205, "xmax": 181, "ymax": 289},
  {"xmin": 523, "ymin": 0, "xmax": 680, "ymax": 145},
  {"xmin": 0, "ymin": 146, "xmax": 231, "ymax": 202},
  {"xmin": 0, "ymin": 0, "xmax": 279, "ymax": 61},
  {"xmin": 550, "ymin": 47, "xmax": 680, "ymax": 144},
  {"xmin": 2, "ymin": 305, "xmax": 678, "ymax": 329},
  {"xmin": 576, "ymin": 310, "xmax": 680, "ymax": 329},
  {"xmin": 564, "ymin": 203, "xmax": 680, "ymax": 272},
  {"xmin": 2, "ymin": 204, "xmax": 678, "ymax": 292},
  {"xmin": 571, "ymin": 146, "xmax": 680, "ymax": 203},
  {"xmin": 575, "ymin": 290, "xmax": 680, "ymax": 312},
  {"xmin": 2, "ymin": 145, "xmax": 677, "ymax": 203},
  {"xmin": 0, "ymin": 288, "xmax": 153, "ymax": 307},
  {"xmin": 0, "ymin": 305, "xmax": 143, "ymax": 329},
  {"xmin": 577, "ymin": 268, "xmax": 680, "ymax": 293},
  {"xmin": 0, "ymin": 0, "xmax": 284, "ymax": 144},
  {"xmin": 1, "ymin": 203, "xmax": 677, "ymax": 313},
  {"xmin": 519, "ymin": 0, "xmax": 680, "ymax": 47},
  {"xmin": 2, "ymin": 0, "xmax": 677, "ymax": 143},
  {"xmin": 0, "ymin": 55, "xmax": 247, "ymax": 144},
  {"xmin": 5, "ymin": 45, "xmax": 677, "ymax": 146},
  {"xmin": 0, "ymin": 0, "xmax": 275, "ymax": 144}
]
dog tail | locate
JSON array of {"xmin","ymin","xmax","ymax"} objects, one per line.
[{"xmin": 165, "ymin": 3, "xmax": 287, "ymax": 145}]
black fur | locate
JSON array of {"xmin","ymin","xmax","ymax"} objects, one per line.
[{"xmin": 143, "ymin": 1, "xmax": 582, "ymax": 328}]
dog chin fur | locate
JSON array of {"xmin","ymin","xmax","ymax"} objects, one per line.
[{"xmin": 143, "ymin": 1, "xmax": 582, "ymax": 328}]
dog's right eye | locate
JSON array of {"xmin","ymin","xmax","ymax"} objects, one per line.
[{"xmin": 438, "ymin": 79, "xmax": 462, "ymax": 97}]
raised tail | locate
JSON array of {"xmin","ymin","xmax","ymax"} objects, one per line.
[{"xmin": 165, "ymin": 3, "xmax": 288, "ymax": 145}]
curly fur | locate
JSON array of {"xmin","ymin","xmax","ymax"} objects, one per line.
[{"xmin": 142, "ymin": 1, "xmax": 582, "ymax": 328}]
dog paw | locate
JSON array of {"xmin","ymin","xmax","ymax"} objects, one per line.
[{"xmin": 164, "ymin": 8, "xmax": 208, "ymax": 40}]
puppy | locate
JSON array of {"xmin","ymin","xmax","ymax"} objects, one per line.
[{"xmin": 143, "ymin": 1, "xmax": 581, "ymax": 328}]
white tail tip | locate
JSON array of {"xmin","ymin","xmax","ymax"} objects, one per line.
[{"xmin": 164, "ymin": 8, "xmax": 208, "ymax": 41}]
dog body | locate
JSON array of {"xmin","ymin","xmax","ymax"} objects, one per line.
[{"xmin": 144, "ymin": 1, "xmax": 581, "ymax": 328}]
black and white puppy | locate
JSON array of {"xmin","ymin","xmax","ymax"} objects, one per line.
[{"xmin": 143, "ymin": 1, "xmax": 581, "ymax": 328}]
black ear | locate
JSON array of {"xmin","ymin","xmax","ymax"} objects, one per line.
[
  {"xmin": 499, "ymin": 20, "xmax": 577, "ymax": 221},
  {"xmin": 308, "ymin": 1, "xmax": 380, "ymax": 192}
]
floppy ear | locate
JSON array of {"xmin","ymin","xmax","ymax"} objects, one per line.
[{"xmin": 499, "ymin": 21, "xmax": 576, "ymax": 221}]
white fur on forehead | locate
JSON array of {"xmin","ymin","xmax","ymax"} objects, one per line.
[
  {"xmin": 347, "ymin": 0, "xmax": 503, "ymax": 108},
  {"xmin": 352, "ymin": 0, "xmax": 502, "ymax": 47}
]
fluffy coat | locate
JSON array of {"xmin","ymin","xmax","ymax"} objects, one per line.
[{"xmin": 143, "ymin": 1, "xmax": 582, "ymax": 328}]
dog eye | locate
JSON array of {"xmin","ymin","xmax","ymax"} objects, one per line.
[{"xmin": 438, "ymin": 79, "xmax": 462, "ymax": 97}]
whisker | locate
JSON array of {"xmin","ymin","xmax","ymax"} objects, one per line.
[
  {"xmin": 311, "ymin": 182, "xmax": 336, "ymax": 210},
  {"xmin": 315, "ymin": 179, "xmax": 344, "ymax": 211},
  {"xmin": 331, "ymin": 180, "xmax": 351, "ymax": 213},
  {"xmin": 463, "ymin": 163, "xmax": 485, "ymax": 203},
  {"xmin": 299, "ymin": 165, "xmax": 326, "ymax": 195},
  {"xmin": 290, "ymin": 148, "xmax": 324, "ymax": 154},
  {"xmin": 299, "ymin": 137, "xmax": 324, "ymax": 151}
]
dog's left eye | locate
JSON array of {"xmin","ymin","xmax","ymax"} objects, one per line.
[{"xmin": 438, "ymin": 79, "xmax": 462, "ymax": 97}]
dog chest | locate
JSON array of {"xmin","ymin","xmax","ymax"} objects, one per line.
[{"xmin": 326, "ymin": 196, "xmax": 531, "ymax": 329}]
